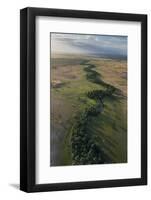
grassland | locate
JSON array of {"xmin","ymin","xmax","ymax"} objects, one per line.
[{"xmin": 50, "ymin": 54, "xmax": 127, "ymax": 166}]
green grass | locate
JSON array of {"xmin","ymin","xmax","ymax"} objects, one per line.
[
  {"xmin": 50, "ymin": 56, "xmax": 127, "ymax": 166},
  {"xmin": 86, "ymin": 97, "xmax": 127, "ymax": 163}
]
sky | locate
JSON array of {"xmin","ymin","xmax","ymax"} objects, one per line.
[{"xmin": 51, "ymin": 33, "xmax": 127, "ymax": 59}]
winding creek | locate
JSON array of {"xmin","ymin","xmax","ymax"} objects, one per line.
[
  {"xmin": 51, "ymin": 59, "xmax": 124, "ymax": 166},
  {"xmin": 69, "ymin": 61, "xmax": 119, "ymax": 165}
]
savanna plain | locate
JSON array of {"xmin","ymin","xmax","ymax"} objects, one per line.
[{"xmin": 50, "ymin": 54, "xmax": 127, "ymax": 166}]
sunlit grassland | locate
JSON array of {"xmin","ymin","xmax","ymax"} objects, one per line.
[
  {"xmin": 86, "ymin": 97, "xmax": 127, "ymax": 163},
  {"xmin": 50, "ymin": 55, "xmax": 127, "ymax": 166}
]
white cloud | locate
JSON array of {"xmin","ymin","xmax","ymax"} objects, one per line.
[{"xmin": 51, "ymin": 33, "xmax": 127, "ymax": 58}]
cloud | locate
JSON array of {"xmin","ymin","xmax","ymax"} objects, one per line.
[{"xmin": 51, "ymin": 33, "xmax": 127, "ymax": 58}]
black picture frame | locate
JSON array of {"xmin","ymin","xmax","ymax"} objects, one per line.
[{"xmin": 20, "ymin": 7, "xmax": 147, "ymax": 192}]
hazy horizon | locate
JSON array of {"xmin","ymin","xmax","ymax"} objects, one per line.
[{"xmin": 51, "ymin": 33, "xmax": 127, "ymax": 59}]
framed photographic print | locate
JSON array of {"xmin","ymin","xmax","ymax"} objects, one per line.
[{"xmin": 20, "ymin": 7, "xmax": 147, "ymax": 192}]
